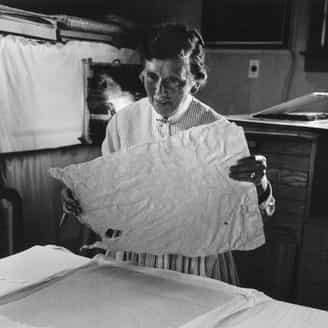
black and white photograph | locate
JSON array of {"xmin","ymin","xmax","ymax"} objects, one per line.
[{"xmin": 0, "ymin": 1, "xmax": 328, "ymax": 327}]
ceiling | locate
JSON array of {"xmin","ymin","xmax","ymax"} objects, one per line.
[
  {"xmin": 0, "ymin": 0, "xmax": 202, "ymax": 28},
  {"xmin": 1, "ymin": 0, "xmax": 113, "ymax": 14},
  {"xmin": 0, "ymin": 0, "xmax": 159, "ymax": 23}
]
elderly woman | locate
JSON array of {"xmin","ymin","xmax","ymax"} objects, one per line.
[{"xmin": 63, "ymin": 23, "xmax": 275, "ymax": 285}]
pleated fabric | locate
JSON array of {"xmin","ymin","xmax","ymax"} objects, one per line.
[{"xmin": 122, "ymin": 252, "xmax": 239, "ymax": 284}]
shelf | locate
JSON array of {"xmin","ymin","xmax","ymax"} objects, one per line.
[
  {"xmin": 0, "ymin": 16, "xmax": 56, "ymax": 41},
  {"xmin": 0, "ymin": 6, "xmax": 137, "ymax": 48},
  {"xmin": 59, "ymin": 29, "xmax": 115, "ymax": 44}
]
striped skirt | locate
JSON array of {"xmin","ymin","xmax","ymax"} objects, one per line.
[
  {"xmin": 112, "ymin": 251, "xmax": 239, "ymax": 285},
  {"xmin": 84, "ymin": 229, "xmax": 239, "ymax": 285}
]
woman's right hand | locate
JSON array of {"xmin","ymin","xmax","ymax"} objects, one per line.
[{"xmin": 61, "ymin": 188, "xmax": 82, "ymax": 217}]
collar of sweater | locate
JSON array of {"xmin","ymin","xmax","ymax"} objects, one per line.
[{"xmin": 153, "ymin": 95, "xmax": 193, "ymax": 124}]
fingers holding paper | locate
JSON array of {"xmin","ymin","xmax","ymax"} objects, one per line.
[{"xmin": 61, "ymin": 187, "xmax": 82, "ymax": 217}]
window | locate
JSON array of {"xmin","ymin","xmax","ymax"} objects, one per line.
[
  {"xmin": 201, "ymin": 0, "xmax": 291, "ymax": 49},
  {"xmin": 81, "ymin": 61, "xmax": 145, "ymax": 144}
]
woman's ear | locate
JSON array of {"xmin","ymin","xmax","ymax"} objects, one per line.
[{"xmin": 139, "ymin": 71, "xmax": 145, "ymax": 84}]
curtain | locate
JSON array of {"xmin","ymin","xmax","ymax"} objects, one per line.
[{"xmin": 0, "ymin": 35, "xmax": 138, "ymax": 153}]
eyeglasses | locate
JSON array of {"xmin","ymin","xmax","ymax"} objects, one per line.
[{"xmin": 140, "ymin": 71, "xmax": 188, "ymax": 92}]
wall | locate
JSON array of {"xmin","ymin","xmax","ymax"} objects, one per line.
[
  {"xmin": 95, "ymin": 0, "xmax": 328, "ymax": 116},
  {"xmin": 4, "ymin": 0, "xmax": 328, "ymax": 114},
  {"xmin": 287, "ymin": 0, "xmax": 328, "ymax": 99},
  {"xmin": 98, "ymin": 0, "xmax": 296, "ymax": 115},
  {"xmin": 198, "ymin": 49, "xmax": 292, "ymax": 114},
  {"xmin": 198, "ymin": 0, "xmax": 328, "ymax": 114},
  {"xmin": 104, "ymin": 0, "xmax": 328, "ymax": 115}
]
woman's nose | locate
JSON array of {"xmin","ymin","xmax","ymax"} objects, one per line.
[{"xmin": 154, "ymin": 79, "xmax": 168, "ymax": 95}]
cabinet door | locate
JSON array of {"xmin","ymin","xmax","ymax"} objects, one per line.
[
  {"xmin": 297, "ymin": 219, "xmax": 328, "ymax": 310},
  {"xmin": 234, "ymin": 226, "xmax": 298, "ymax": 301},
  {"xmin": 234, "ymin": 133, "xmax": 315, "ymax": 302},
  {"xmin": 0, "ymin": 188, "xmax": 23, "ymax": 257}
]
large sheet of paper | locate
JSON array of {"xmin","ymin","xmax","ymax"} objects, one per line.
[
  {"xmin": 1, "ymin": 246, "xmax": 327, "ymax": 328},
  {"xmin": 1, "ymin": 249, "xmax": 328, "ymax": 328},
  {"xmin": 50, "ymin": 120, "xmax": 265, "ymax": 257},
  {"xmin": 0, "ymin": 251, "xmax": 268, "ymax": 328},
  {"xmin": 0, "ymin": 245, "xmax": 91, "ymax": 304}
]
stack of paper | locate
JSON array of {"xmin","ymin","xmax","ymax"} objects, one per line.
[{"xmin": 0, "ymin": 245, "xmax": 91, "ymax": 303}]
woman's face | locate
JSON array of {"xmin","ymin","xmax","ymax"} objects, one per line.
[{"xmin": 142, "ymin": 57, "xmax": 195, "ymax": 118}]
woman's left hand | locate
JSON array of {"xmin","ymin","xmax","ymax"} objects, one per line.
[{"xmin": 229, "ymin": 155, "xmax": 268, "ymax": 198}]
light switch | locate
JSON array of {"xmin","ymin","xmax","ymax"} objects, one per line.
[{"xmin": 248, "ymin": 59, "xmax": 260, "ymax": 78}]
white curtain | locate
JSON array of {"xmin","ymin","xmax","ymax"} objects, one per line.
[{"xmin": 0, "ymin": 35, "xmax": 138, "ymax": 153}]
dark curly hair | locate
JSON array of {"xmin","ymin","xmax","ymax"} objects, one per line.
[{"xmin": 139, "ymin": 23, "xmax": 207, "ymax": 93}]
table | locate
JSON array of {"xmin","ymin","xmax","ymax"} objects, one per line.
[{"xmin": 0, "ymin": 245, "xmax": 327, "ymax": 328}]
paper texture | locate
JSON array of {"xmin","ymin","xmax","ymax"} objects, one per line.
[
  {"xmin": 0, "ymin": 245, "xmax": 91, "ymax": 302},
  {"xmin": 50, "ymin": 120, "xmax": 264, "ymax": 257},
  {"xmin": 1, "ymin": 247, "xmax": 327, "ymax": 328},
  {"xmin": 0, "ymin": 252, "xmax": 269, "ymax": 328}
]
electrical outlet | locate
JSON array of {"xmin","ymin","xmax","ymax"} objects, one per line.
[{"xmin": 248, "ymin": 59, "xmax": 260, "ymax": 78}]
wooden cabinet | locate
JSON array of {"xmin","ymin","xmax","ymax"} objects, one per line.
[
  {"xmin": 229, "ymin": 116, "xmax": 328, "ymax": 309},
  {"xmin": 298, "ymin": 217, "xmax": 328, "ymax": 310},
  {"xmin": 0, "ymin": 188, "xmax": 23, "ymax": 258}
]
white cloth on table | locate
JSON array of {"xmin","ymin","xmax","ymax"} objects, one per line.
[
  {"xmin": 50, "ymin": 118, "xmax": 264, "ymax": 257},
  {"xmin": 1, "ymin": 247, "xmax": 328, "ymax": 328},
  {"xmin": 0, "ymin": 250, "xmax": 269, "ymax": 328}
]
